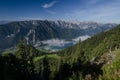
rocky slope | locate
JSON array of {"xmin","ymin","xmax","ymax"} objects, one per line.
[{"xmin": 0, "ymin": 20, "xmax": 117, "ymax": 52}]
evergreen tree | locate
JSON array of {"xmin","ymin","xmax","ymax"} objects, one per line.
[{"xmin": 42, "ymin": 56, "xmax": 51, "ymax": 80}]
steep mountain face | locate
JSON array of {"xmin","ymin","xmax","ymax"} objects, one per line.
[
  {"xmin": 1, "ymin": 24, "xmax": 120, "ymax": 80},
  {"xmin": 55, "ymin": 24, "xmax": 120, "ymax": 79},
  {"xmin": 59, "ymin": 24, "xmax": 120, "ymax": 61},
  {"xmin": 0, "ymin": 20, "xmax": 117, "ymax": 52}
]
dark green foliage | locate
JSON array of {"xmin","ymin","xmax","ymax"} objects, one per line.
[
  {"xmin": 0, "ymin": 53, "xmax": 30, "ymax": 80},
  {"xmin": 42, "ymin": 56, "xmax": 51, "ymax": 80},
  {"xmin": 59, "ymin": 24, "xmax": 120, "ymax": 62},
  {"xmin": 0, "ymin": 25, "xmax": 120, "ymax": 80},
  {"xmin": 54, "ymin": 61, "xmax": 72, "ymax": 80}
]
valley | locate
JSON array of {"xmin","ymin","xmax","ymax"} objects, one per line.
[
  {"xmin": 0, "ymin": 20, "xmax": 117, "ymax": 53},
  {"xmin": 0, "ymin": 0, "xmax": 120, "ymax": 80},
  {"xmin": 0, "ymin": 23, "xmax": 120, "ymax": 80}
]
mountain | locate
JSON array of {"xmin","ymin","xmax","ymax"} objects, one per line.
[
  {"xmin": 0, "ymin": 20, "xmax": 10, "ymax": 25},
  {"xmin": 59, "ymin": 23, "xmax": 120, "ymax": 57},
  {"xmin": 29, "ymin": 24, "xmax": 120, "ymax": 80},
  {"xmin": 0, "ymin": 24, "xmax": 120, "ymax": 80},
  {"xmin": 0, "ymin": 20, "xmax": 117, "ymax": 52},
  {"xmin": 56, "ymin": 24, "xmax": 120, "ymax": 79}
]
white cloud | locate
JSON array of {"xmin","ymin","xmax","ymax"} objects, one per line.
[
  {"xmin": 42, "ymin": 39, "xmax": 70, "ymax": 47},
  {"xmin": 72, "ymin": 35, "xmax": 90, "ymax": 42},
  {"xmin": 65, "ymin": 0, "xmax": 120, "ymax": 23},
  {"xmin": 41, "ymin": 35, "xmax": 90, "ymax": 47},
  {"xmin": 42, "ymin": 1, "xmax": 57, "ymax": 9}
]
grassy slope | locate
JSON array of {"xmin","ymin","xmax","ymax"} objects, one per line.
[
  {"xmin": 1, "ymin": 24, "xmax": 120, "ymax": 80},
  {"xmin": 102, "ymin": 49, "xmax": 120, "ymax": 80},
  {"xmin": 34, "ymin": 54, "xmax": 61, "ymax": 62},
  {"xmin": 58, "ymin": 25, "xmax": 120, "ymax": 62}
]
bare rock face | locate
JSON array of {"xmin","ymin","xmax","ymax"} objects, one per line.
[{"xmin": 0, "ymin": 20, "xmax": 117, "ymax": 52}]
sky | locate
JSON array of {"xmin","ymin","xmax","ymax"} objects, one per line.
[{"xmin": 0, "ymin": 0, "xmax": 120, "ymax": 23}]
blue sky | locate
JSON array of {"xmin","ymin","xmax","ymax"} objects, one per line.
[{"xmin": 0, "ymin": 0, "xmax": 120, "ymax": 23}]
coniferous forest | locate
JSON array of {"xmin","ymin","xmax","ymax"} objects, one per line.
[{"xmin": 0, "ymin": 25, "xmax": 120, "ymax": 80}]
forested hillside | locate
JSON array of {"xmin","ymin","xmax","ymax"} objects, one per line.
[{"xmin": 0, "ymin": 25, "xmax": 120, "ymax": 80}]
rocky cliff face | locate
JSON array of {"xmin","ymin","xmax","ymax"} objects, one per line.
[{"xmin": 0, "ymin": 20, "xmax": 117, "ymax": 52}]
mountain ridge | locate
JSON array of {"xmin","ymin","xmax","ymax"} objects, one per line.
[
  {"xmin": 0, "ymin": 23, "xmax": 120, "ymax": 80},
  {"xmin": 0, "ymin": 20, "xmax": 117, "ymax": 52}
]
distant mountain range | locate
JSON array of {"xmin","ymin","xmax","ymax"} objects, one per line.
[
  {"xmin": 1, "ymin": 22, "xmax": 120, "ymax": 80},
  {"xmin": 0, "ymin": 20, "xmax": 117, "ymax": 52},
  {"xmin": 0, "ymin": 20, "xmax": 11, "ymax": 25}
]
